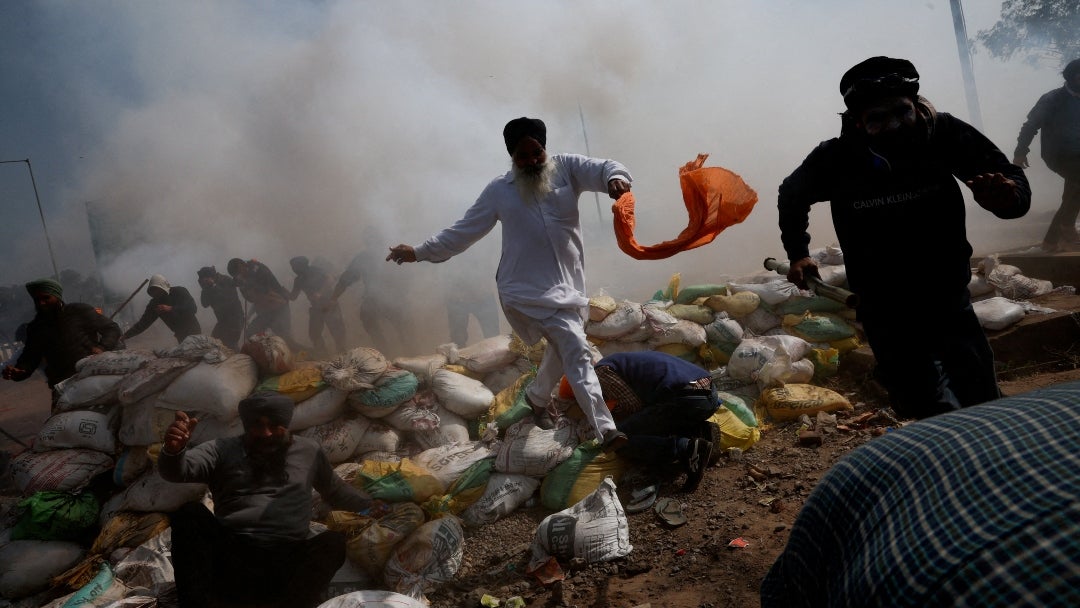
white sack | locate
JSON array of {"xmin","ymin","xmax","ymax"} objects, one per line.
[
  {"xmin": 973, "ymin": 296, "xmax": 1026, "ymax": 331},
  {"xmin": 412, "ymin": 406, "xmax": 471, "ymax": 451},
  {"xmin": 727, "ymin": 280, "xmax": 801, "ymax": 306},
  {"xmin": 75, "ymin": 350, "xmax": 155, "ymax": 379},
  {"xmin": 391, "ymin": 353, "xmax": 448, "ymax": 385},
  {"xmin": 352, "ymin": 417, "xmax": 402, "ymax": 457},
  {"xmin": 316, "ymin": 590, "xmax": 426, "ymax": 608},
  {"xmin": 111, "ymin": 527, "xmax": 175, "ymax": 599},
  {"xmin": 0, "ymin": 540, "xmax": 85, "ymax": 600},
  {"xmin": 430, "ymin": 369, "xmax": 494, "ymax": 419},
  {"xmin": 290, "ymin": 388, "xmax": 348, "ymax": 431},
  {"xmin": 34, "ymin": 408, "xmax": 118, "ymax": 453},
  {"xmin": 117, "ymin": 358, "xmax": 197, "ymax": 405},
  {"xmin": 53, "ymin": 374, "xmax": 124, "ymax": 411},
  {"xmin": 461, "ymin": 473, "xmax": 540, "ymax": 528},
  {"xmin": 299, "ymin": 419, "xmax": 365, "ymax": 464},
  {"xmin": 494, "ymin": 419, "xmax": 579, "ymax": 477},
  {"xmin": 324, "ymin": 347, "xmax": 388, "ymax": 391},
  {"xmin": 585, "ymin": 301, "xmax": 647, "ymax": 340},
  {"xmin": 528, "ymin": 476, "xmax": 631, "ymax": 570},
  {"xmin": 440, "ymin": 334, "xmax": 519, "ymax": 373},
  {"xmin": 383, "ymin": 516, "xmax": 464, "ymax": 602},
  {"xmin": 155, "ymin": 354, "xmax": 258, "ymax": 420},
  {"xmin": 99, "ymin": 471, "xmax": 206, "ymax": 523},
  {"xmin": 10, "ymin": 449, "xmax": 115, "ymax": 494},
  {"xmin": 727, "ymin": 335, "xmax": 813, "ymax": 384},
  {"xmin": 411, "ymin": 442, "xmax": 494, "ymax": 489}
]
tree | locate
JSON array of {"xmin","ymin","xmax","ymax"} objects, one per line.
[{"xmin": 976, "ymin": 0, "xmax": 1080, "ymax": 67}]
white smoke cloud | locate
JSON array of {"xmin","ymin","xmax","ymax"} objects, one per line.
[{"xmin": 0, "ymin": 1, "xmax": 1068, "ymax": 348}]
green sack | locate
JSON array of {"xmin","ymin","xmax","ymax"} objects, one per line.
[{"xmin": 12, "ymin": 490, "xmax": 100, "ymax": 541}]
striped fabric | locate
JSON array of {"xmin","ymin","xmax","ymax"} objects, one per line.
[{"xmin": 761, "ymin": 380, "xmax": 1080, "ymax": 607}]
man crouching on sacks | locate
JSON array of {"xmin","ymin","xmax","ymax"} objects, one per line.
[{"xmin": 159, "ymin": 392, "xmax": 385, "ymax": 607}]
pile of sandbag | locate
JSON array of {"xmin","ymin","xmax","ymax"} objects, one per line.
[{"xmin": 6, "ymin": 245, "xmax": 957, "ymax": 604}]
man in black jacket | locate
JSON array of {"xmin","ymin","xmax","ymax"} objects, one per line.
[
  {"xmin": 1013, "ymin": 58, "xmax": 1080, "ymax": 252},
  {"xmin": 2, "ymin": 278, "xmax": 121, "ymax": 396},
  {"xmin": 121, "ymin": 274, "xmax": 201, "ymax": 344},
  {"xmin": 288, "ymin": 256, "xmax": 346, "ymax": 356},
  {"xmin": 777, "ymin": 56, "xmax": 1031, "ymax": 420},
  {"xmin": 196, "ymin": 266, "xmax": 244, "ymax": 350},
  {"xmin": 228, "ymin": 258, "xmax": 300, "ymax": 350}
]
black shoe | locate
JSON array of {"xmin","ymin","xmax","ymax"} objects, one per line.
[
  {"xmin": 532, "ymin": 407, "xmax": 557, "ymax": 430},
  {"xmin": 526, "ymin": 396, "xmax": 557, "ymax": 430},
  {"xmin": 681, "ymin": 438, "xmax": 713, "ymax": 492},
  {"xmin": 601, "ymin": 430, "xmax": 628, "ymax": 453}
]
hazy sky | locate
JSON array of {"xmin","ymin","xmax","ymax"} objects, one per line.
[{"xmin": 0, "ymin": 1, "xmax": 1069, "ymax": 345}]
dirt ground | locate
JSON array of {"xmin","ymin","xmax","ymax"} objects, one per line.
[{"xmin": 425, "ymin": 292, "xmax": 1080, "ymax": 608}]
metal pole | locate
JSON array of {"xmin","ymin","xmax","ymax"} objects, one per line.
[
  {"xmin": 949, "ymin": 0, "xmax": 984, "ymax": 130},
  {"xmin": 0, "ymin": 158, "xmax": 61, "ymax": 280},
  {"xmin": 578, "ymin": 103, "xmax": 605, "ymax": 228}
]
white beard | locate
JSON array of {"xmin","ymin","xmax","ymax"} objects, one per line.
[{"xmin": 513, "ymin": 158, "xmax": 556, "ymax": 201}]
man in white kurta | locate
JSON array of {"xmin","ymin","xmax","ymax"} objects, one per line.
[{"xmin": 387, "ymin": 117, "xmax": 630, "ymax": 449}]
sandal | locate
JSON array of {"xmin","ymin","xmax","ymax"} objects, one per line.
[
  {"xmin": 625, "ymin": 479, "xmax": 660, "ymax": 514},
  {"xmin": 655, "ymin": 497, "xmax": 687, "ymax": 528}
]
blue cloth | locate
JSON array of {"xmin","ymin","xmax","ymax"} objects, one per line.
[
  {"xmin": 597, "ymin": 351, "xmax": 709, "ymax": 405},
  {"xmin": 761, "ymin": 381, "xmax": 1080, "ymax": 607}
]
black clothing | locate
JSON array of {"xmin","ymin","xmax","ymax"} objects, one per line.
[
  {"xmin": 1014, "ymin": 86, "xmax": 1080, "ymax": 246},
  {"xmin": 171, "ymin": 502, "xmax": 345, "ymax": 608},
  {"xmin": 15, "ymin": 302, "xmax": 122, "ymax": 387},
  {"xmin": 124, "ymin": 286, "xmax": 201, "ymax": 343},
  {"xmin": 1014, "ymin": 86, "xmax": 1080, "ymax": 172},
  {"xmin": 779, "ymin": 107, "xmax": 1030, "ymax": 316},
  {"xmin": 235, "ymin": 260, "xmax": 298, "ymax": 348},
  {"xmin": 291, "ymin": 264, "xmax": 345, "ymax": 353},
  {"xmin": 778, "ymin": 105, "xmax": 1030, "ymax": 418},
  {"xmin": 199, "ymin": 272, "xmax": 244, "ymax": 348}
]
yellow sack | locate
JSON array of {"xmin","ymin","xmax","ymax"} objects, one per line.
[
  {"xmin": 509, "ymin": 334, "xmax": 546, "ymax": 364},
  {"xmin": 665, "ymin": 303, "xmax": 715, "ymax": 325},
  {"xmin": 327, "ymin": 502, "xmax": 426, "ymax": 579},
  {"xmin": 589, "ymin": 295, "xmax": 618, "ymax": 322},
  {"xmin": 354, "ymin": 459, "xmax": 445, "ymax": 503},
  {"xmin": 476, "ymin": 370, "xmax": 535, "ymax": 435},
  {"xmin": 707, "ymin": 407, "xmax": 761, "ymax": 451},
  {"xmin": 256, "ymin": 365, "xmax": 326, "ymax": 402},
  {"xmin": 830, "ymin": 336, "xmax": 862, "ymax": 354},
  {"xmin": 540, "ymin": 442, "xmax": 627, "ymax": 511},
  {"xmin": 704, "ymin": 291, "xmax": 760, "ymax": 316},
  {"xmin": 759, "ymin": 383, "xmax": 853, "ymax": 422},
  {"xmin": 698, "ymin": 343, "xmax": 733, "ymax": 368}
]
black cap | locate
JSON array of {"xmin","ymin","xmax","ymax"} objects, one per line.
[{"xmin": 839, "ymin": 57, "xmax": 920, "ymax": 110}]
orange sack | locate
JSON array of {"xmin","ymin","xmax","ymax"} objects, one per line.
[{"xmin": 612, "ymin": 154, "xmax": 758, "ymax": 260}]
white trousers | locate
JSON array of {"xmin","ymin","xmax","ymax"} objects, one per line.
[{"xmin": 512, "ymin": 307, "xmax": 616, "ymax": 440}]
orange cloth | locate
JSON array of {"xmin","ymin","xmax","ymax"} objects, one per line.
[{"xmin": 612, "ymin": 154, "xmax": 758, "ymax": 260}]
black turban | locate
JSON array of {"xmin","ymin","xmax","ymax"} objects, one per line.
[
  {"xmin": 503, "ymin": 117, "xmax": 546, "ymax": 155},
  {"xmin": 1065, "ymin": 58, "xmax": 1080, "ymax": 82},
  {"xmin": 839, "ymin": 57, "xmax": 920, "ymax": 111},
  {"xmin": 238, "ymin": 391, "xmax": 294, "ymax": 429}
]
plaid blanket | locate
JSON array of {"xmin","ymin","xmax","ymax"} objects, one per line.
[{"xmin": 761, "ymin": 380, "xmax": 1080, "ymax": 607}]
